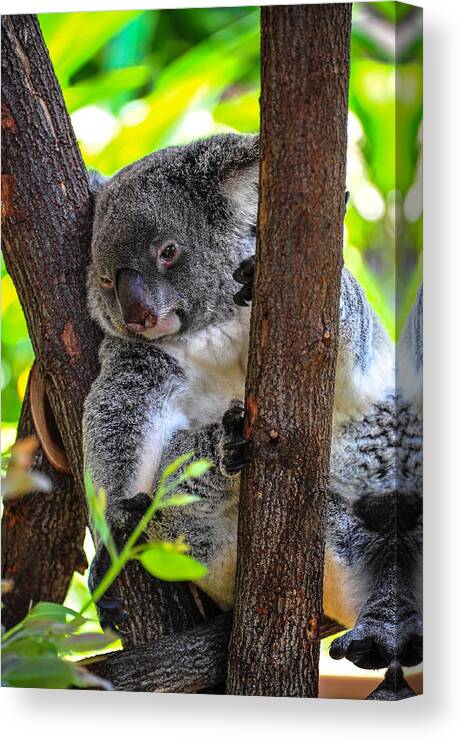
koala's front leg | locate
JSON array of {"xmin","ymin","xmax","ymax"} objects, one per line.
[{"xmin": 83, "ymin": 340, "xmax": 182, "ymax": 628}]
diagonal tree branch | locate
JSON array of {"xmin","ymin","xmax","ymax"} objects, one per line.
[{"xmin": 82, "ymin": 612, "xmax": 344, "ymax": 693}]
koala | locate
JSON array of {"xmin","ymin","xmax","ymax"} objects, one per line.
[{"xmin": 83, "ymin": 133, "xmax": 422, "ymax": 673}]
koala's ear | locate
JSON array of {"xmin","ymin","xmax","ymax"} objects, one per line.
[
  {"xmin": 217, "ymin": 134, "xmax": 260, "ymax": 229},
  {"xmin": 88, "ymin": 169, "xmax": 109, "ymax": 214}
]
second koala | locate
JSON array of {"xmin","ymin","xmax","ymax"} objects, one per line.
[{"xmin": 84, "ymin": 133, "xmax": 422, "ymax": 671}]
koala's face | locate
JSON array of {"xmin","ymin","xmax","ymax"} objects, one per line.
[{"xmin": 88, "ymin": 133, "xmax": 258, "ymax": 344}]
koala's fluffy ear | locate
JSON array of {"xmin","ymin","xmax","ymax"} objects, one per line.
[
  {"xmin": 198, "ymin": 134, "xmax": 260, "ymax": 227},
  {"xmin": 214, "ymin": 133, "xmax": 260, "ymax": 230},
  {"xmin": 88, "ymin": 169, "xmax": 109, "ymax": 215}
]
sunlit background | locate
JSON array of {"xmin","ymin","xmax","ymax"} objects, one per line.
[
  {"xmin": 1, "ymin": 1, "xmax": 423, "ymax": 684},
  {"xmin": 1, "ymin": 3, "xmax": 423, "ymax": 452}
]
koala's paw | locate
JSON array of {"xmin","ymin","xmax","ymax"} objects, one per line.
[
  {"xmin": 89, "ymin": 493, "xmax": 153, "ymax": 632},
  {"xmin": 233, "ymin": 256, "xmax": 255, "ymax": 306},
  {"xmin": 219, "ymin": 401, "xmax": 250, "ymax": 476},
  {"xmin": 329, "ymin": 608, "xmax": 423, "ymax": 670},
  {"xmin": 89, "ymin": 543, "xmax": 128, "ymax": 633}
]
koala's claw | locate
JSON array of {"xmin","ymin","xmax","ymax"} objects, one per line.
[
  {"xmin": 329, "ymin": 613, "xmax": 423, "ymax": 670},
  {"xmin": 220, "ymin": 401, "xmax": 250, "ymax": 475},
  {"xmin": 96, "ymin": 595, "xmax": 129, "ymax": 633},
  {"xmin": 89, "ymin": 544, "xmax": 128, "ymax": 633},
  {"xmin": 233, "ymin": 256, "xmax": 255, "ymax": 306},
  {"xmin": 222, "ymin": 401, "xmax": 245, "ymax": 435}
]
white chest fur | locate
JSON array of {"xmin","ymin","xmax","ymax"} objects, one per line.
[{"xmin": 161, "ymin": 308, "xmax": 250, "ymax": 427}]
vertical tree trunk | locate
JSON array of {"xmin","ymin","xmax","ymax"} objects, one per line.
[
  {"xmin": 1, "ymin": 382, "xmax": 87, "ymax": 629},
  {"xmin": 227, "ymin": 4, "xmax": 352, "ymax": 697},
  {"xmin": 1, "ymin": 14, "xmax": 204, "ymax": 644}
]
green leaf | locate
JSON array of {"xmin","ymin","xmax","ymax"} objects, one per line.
[
  {"xmin": 3, "ymin": 656, "xmax": 77, "ymax": 689},
  {"xmin": 158, "ymin": 493, "xmax": 200, "ymax": 509},
  {"xmin": 136, "ymin": 542, "xmax": 208, "ymax": 581},
  {"xmin": 27, "ymin": 602, "xmax": 82, "ymax": 623},
  {"xmin": 84, "ymin": 471, "xmax": 117, "ymax": 561},
  {"xmin": 2, "ymin": 655, "xmax": 112, "ymax": 690},
  {"xmin": 2, "ymin": 635, "xmax": 58, "ymax": 660},
  {"xmin": 71, "ymin": 666, "xmax": 113, "ymax": 691},
  {"xmin": 159, "ymin": 451, "xmax": 194, "ymax": 482},
  {"xmin": 178, "ymin": 459, "xmax": 212, "ymax": 482},
  {"xmin": 55, "ymin": 631, "xmax": 117, "ymax": 653}
]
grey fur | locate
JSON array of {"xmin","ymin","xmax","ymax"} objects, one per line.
[{"xmin": 83, "ymin": 133, "xmax": 422, "ymax": 670}]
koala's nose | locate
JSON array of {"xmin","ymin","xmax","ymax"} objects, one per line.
[{"xmin": 116, "ymin": 269, "xmax": 157, "ymax": 333}]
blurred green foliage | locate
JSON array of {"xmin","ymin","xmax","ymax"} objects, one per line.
[{"xmin": 2, "ymin": 2, "xmax": 422, "ymax": 440}]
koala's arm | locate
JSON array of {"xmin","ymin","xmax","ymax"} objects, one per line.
[
  {"xmin": 83, "ymin": 337, "xmax": 185, "ymax": 529},
  {"xmin": 84, "ymin": 335, "xmax": 240, "ymax": 601}
]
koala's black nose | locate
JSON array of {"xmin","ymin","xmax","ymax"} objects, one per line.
[{"xmin": 116, "ymin": 269, "xmax": 157, "ymax": 333}]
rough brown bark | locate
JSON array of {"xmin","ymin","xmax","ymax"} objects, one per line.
[
  {"xmin": 226, "ymin": 4, "xmax": 352, "ymax": 697},
  {"xmin": 1, "ymin": 382, "xmax": 87, "ymax": 630},
  {"xmin": 1, "ymin": 13, "xmax": 96, "ymax": 627},
  {"xmin": 1, "ymin": 13, "xmax": 100, "ymax": 487},
  {"xmin": 83, "ymin": 613, "xmax": 343, "ymax": 693},
  {"xmin": 1, "ymin": 14, "xmax": 203, "ymax": 645},
  {"xmin": 85, "ymin": 613, "xmax": 233, "ymax": 693}
]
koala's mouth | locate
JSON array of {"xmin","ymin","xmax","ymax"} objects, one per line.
[{"xmin": 125, "ymin": 310, "xmax": 181, "ymax": 341}]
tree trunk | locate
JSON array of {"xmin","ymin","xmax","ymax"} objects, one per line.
[
  {"xmin": 226, "ymin": 4, "xmax": 352, "ymax": 698},
  {"xmin": 1, "ymin": 14, "xmax": 204, "ymax": 645},
  {"xmin": 1, "ymin": 381, "xmax": 87, "ymax": 629}
]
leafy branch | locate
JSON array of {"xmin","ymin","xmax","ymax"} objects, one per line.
[
  {"xmin": 1, "ymin": 441, "xmax": 212, "ymax": 689},
  {"xmin": 79, "ymin": 452, "xmax": 211, "ymax": 618}
]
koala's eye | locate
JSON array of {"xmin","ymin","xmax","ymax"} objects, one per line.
[
  {"xmin": 157, "ymin": 241, "xmax": 180, "ymax": 268},
  {"xmin": 99, "ymin": 275, "xmax": 114, "ymax": 289}
]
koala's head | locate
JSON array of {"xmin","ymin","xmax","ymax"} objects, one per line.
[{"xmin": 88, "ymin": 133, "xmax": 259, "ymax": 344}]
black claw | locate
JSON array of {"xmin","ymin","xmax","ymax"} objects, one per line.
[
  {"xmin": 233, "ymin": 288, "xmax": 250, "ymax": 307},
  {"xmin": 99, "ymin": 603, "xmax": 129, "ymax": 633},
  {"xmin": 222, "ymin": 403, "xmax": 244, "ymax": 434},
  {"xmin": 221, "ymin": 401, "xmax": 251, "ymax": 475},
  {"xmin": 233, "ymin": 256, "xmax": 255, "ymax": 306},
  {"xmin": 233, "ymin": 256, "xmax": 255, "ymax": 284},
  {"xmin": 367, "ymin": 662, "xmax": 416, "ymax": 701},
  {"xmin": 223, "ymin": 438, "xmax": 249, "ymax": 452},
  {"xmin": 90, "ymin": 542, "xmax": 129, "ymax": 632},
  {"xmin": 96, "ymin": 595, "xmax": 121, "ymax": 611},
  {"xmin": 222, "ymin": 460, "xmax": 249, "ymax": 473}
]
